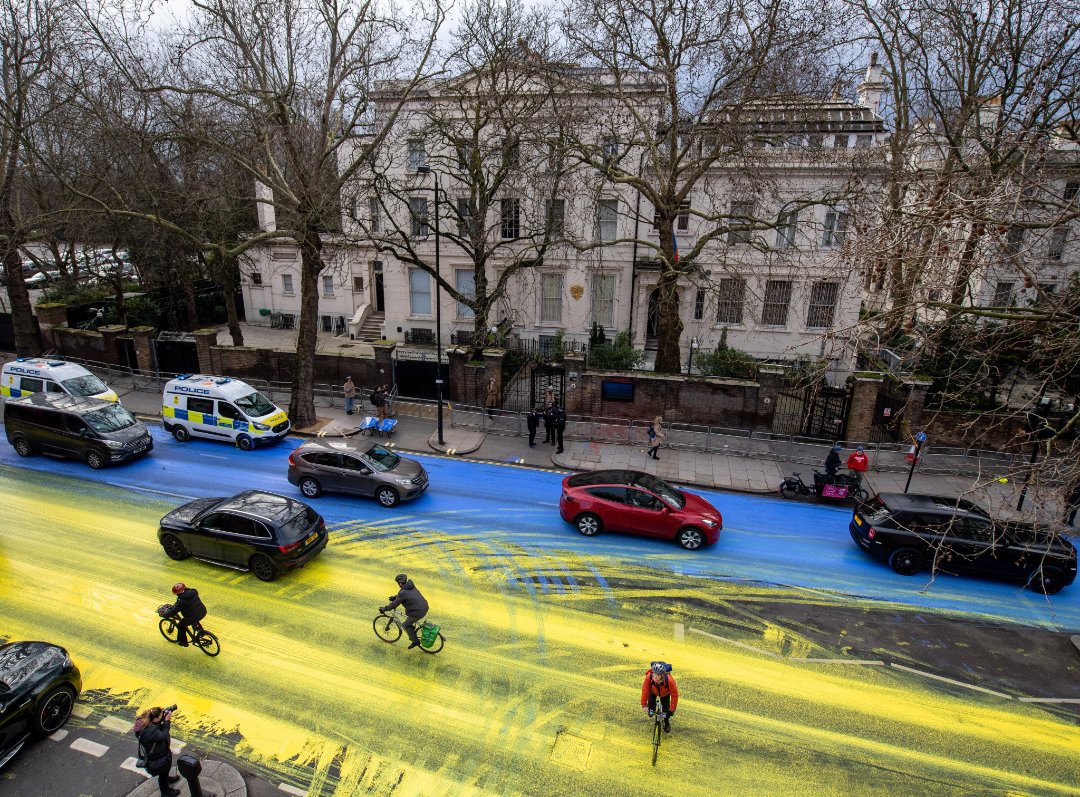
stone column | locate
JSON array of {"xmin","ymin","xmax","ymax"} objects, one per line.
[
  {"xmin": 128, "ymin": 327, "xmax": 155, "ymax": 373},
  {"xmin": 846, "ymin": 374, "xmax": 884, "ymax": 443},
  {"xmin": 193, "ymin": 328, "xmax": 219, "ymax": 374},
  {"xmin": 754, "ymin": 365, "xmax": 786, "ymax": 429},
  {"xmin": 562, "ymin": 352, "xmax": 585, "ymax": 415},
  {"xmin": 447, "ymin": 348, "xmax": 468, "ymax": 404},
  {"xmin": 901, "ymin": 379, "xmax": 934, "ymax": 439},
  {"xmin": 35, "ymin": 303, "xmax": 68, "ymax": 353},
  {"xmin": 371, "ymin": 341, "xmax": 396, "ymax": 387},
  {"xmin": 97, "ymin": 325, "xmax": 126, "ymax": 365},
  {"xmin": 483, "ymin": 348, "xmax": 505, "ymax": 407}
]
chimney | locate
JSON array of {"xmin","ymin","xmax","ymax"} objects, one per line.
[
  {"xmin": 857, "ymin": 52, "xmax": 886, "ymax": 115},
  {"xmin": 255, "ymin": 181, "xmax": 277, "ymax": 232}
]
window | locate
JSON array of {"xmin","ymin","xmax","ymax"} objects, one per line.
[
  {"xmin": 592, "ymin": 274, "xmax": 616, "ymax": 328},
  {"xmin": 694, "ymin": 289, "xmax": 705, "ymax": 321},
  {"xmin": 322, "ymin": 276, "xmax": 335, "ymax": 297},
  {"xmin": 456, "ymin": 144, "xmax": 470, "ymax": 172},
  {"xmin": 776, "ymin": 210, "xmax": 798, "ymax": 248},
  {"xmin": 540, "ymin": 273, "xmax": 563, "ymax": 323},
  {"xmin": 761, "ymin": 280, "xmax": 792, "ymax": 326},
  {"xmin": 1048, "ymin": 227, "xmax": 1068, "ymax": 260},
  {"xmin": 353, "ymin": 275, "xmax": 364, "ymax": 292},
  {"xmin": 855, "ymin": 134, "xmax": 873, "ymax": 148},
  {"xmin": 601, "ymin": 136, "xmax": 618, "ymax": 160},
  {"xmin": 409, "ymin": 197, "xmax": 429, "ymax": 238},
  {"xmin": 455, "ymin": 269, "xmax": 475, "ymax": 319},
  {"xmin": 456, "ymin": 198, "xmax": 474, "ymax": 237},
  {"xmin": 807, "ymin": 134, "xmax": 824, "ymax": 148},
  {"xmin": 321, "ymin": 314, "xmax": 334, "ymax": 332},
  {"xmin": 217, "ymin": 402, "xmax": 240, "ymax": 420},
  {"xmin": 1006, "ymin": 225, "xmax": 1025, "ymax": 255},
  {"xmin": 546, "ymin": 199, "xmax": 565, "ymax": 236},
  {"xmin": 409, "ymin": 268, "xmax": 432, "ymax": 315},
  {"xmin": 250, "ymin": 272, "xmax": 263, "ymax": 286},
  {"xmin": 188, "ymin": 397, "xmax": 214, "ymax": 415},
  {"xmin": 822, "ymin": 209, "xmax": 848, "ymax": 247},
  {"xmin": 728, "ymin": 202, "xmax": 753, "ymax": 244},
  {"xmin": 282, "ymin": 274, "xmax": 294, "ymax": 294},
  {"xmin": 407, "ymin": 140, "xmax": 427, "ymax": 172},
  {"xmin": 369, "ymin": 198, "xmax": 381, "ymax": 233},
  {"xmin": 20, "ymin": 377, "xmax": 44, "ymax": 393},
  {"xmin": 63, "ymin": 415, "xmax": 87, "ymax": 434},
  {"xmin": 806, "ymin": 282, "xmax": 840, "ymax": 328},
  {"xmin": 833, "ymin": 134, "xmax": 849, "ymax": 148},
  {"xmin": 716, "ymin": 278, "xmax": 745, "ymax": 324},
  {"xmin": 991, "ymin": 281, "xmax": 1014, "ymax": 307},
  {"xmin": 1065, "ymin": 181, "xmax": 1079, "ymax": 201},
  {"xmin": 501, "ymin": 198, "xmax": 520, "ymax": 239},
  {"xmin": 653, "ymin": 201, "xmax": 691, "ymax": 231},
  {"xmin": 598, "ymin": 199, "xmax": 618, "ymax": 241},
  {"xmin": 502, "ymin": 137, "xmax": 519, "ymax": 168}
]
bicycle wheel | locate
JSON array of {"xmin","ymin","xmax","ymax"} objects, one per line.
[
  {"xmin": 158, "ymin": 618, "xmax": 180, "ymax": 644},
  {"xmin": 651, "ymin": 717, "xmax": 661, "ymax": 766},
  {"xmin": 373, "ymin": 614, "xmax": 402, "ymax": 643},
  {"xmin": 195, "ymin": 629, "xmax": 221, "ymax": 657},
  {"xmin": 419, "ymin": 631, "xmax": 444, "ymax": 654}
]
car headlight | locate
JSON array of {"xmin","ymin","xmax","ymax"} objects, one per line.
[
  {"xmin": 253, "ymin": 422, "xmax": 269, "ymax": 430},
  {"xmin": 701, "ymin": 518, "xmax": 718, "ymax": 528},
  {"xmin": 105, "ymin": 439, "xmax": 123, "ymax": 448},
  {"xmin": 395, "ymin": 478, "xmax": 414, "ymax": 486}
]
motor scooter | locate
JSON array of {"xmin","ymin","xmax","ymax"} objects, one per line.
[{"xmin": 778, "ymin": 471, "xmax": 869, "ymax": 502}]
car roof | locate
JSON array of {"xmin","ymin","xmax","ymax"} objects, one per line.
[
  {"xmin": 216, "ymin": 490, "xmax": 306, "ymax": 522},
  {"xmin": 566, "ymin": 469, "xmax": 669, "ymax": 492},
  {"xmin": 7, "ymin": 392, "xmax": 116, "ymax": 415},
  {"xmin": 297, "ymin": 438, "xmax": 377, "ymax": 455},
  {"xmin": 876, "ymin": 493, "xmax": 988, "ymax": 517}
]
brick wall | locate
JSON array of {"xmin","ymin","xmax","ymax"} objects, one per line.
[
  {"xmin": 209, "ymin": 345, "xmax": 378, "ymax": 387},
  {"xmin": 53, "ymin": 327, "xmax": 120, "ymax": 364}
]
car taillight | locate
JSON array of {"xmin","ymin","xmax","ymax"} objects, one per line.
[
  {"xmin": 288, "ymin": 451, "xmax": 297, "ymax": 467},
  {"xmin": 867, "ymin": 527, "xmax": 876, "ymax": 539},
  {"xmin": 279, "ymin": 541, "xmax": 301, "ymax": 554}
]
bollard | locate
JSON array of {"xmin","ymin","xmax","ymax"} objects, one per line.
[{"xmin": 176, "ymin": 753, "xmax": 204, "ymax": 797}]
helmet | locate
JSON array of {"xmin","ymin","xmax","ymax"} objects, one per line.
[
  {"xmin": 857, "ymin": 446, "xmax": 865, "ymax": 453},
  {"xmin": 171, "ymin": 583, "xmax": 186, "ymax": 595},
  {"xmin": 394, "ymin": 573, "xmax": 408, "ymax": 585},
  {"xmin": 650, "ymin": 661, "xmax": 671, "ymax": 675},
  {"xmin": 832, "ymin": 444, "xmax": 843, "ymax": 452}
]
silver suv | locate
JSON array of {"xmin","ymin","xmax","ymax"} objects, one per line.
[{"xmin": 287, "ymin": 438, "xmax": 429, "ymax": 507}]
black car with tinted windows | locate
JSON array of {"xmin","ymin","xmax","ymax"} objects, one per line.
[
  {"xmin": 850, "ymin": 493, "xmax": 1077, "ymax": 594},
  {"xmin": 0, "ymin": 642, "xmax": 82, "ymax": 769},
  {"xmin": 158, "ymin": 490, "xmax": 328, "ymax": 581}
]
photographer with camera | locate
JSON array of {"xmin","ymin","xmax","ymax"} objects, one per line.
[{"xmin": 134, "ymin": 705, "xmax": 180, "ymax": 796}]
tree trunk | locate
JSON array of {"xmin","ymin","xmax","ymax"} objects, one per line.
[
  {"xmin": 652, "ymin": 217, "xmax": 683, "ymax": 373},
  {"xmin": 220, "ymin": 257, "xmax": 244, "ymax": 346},
  {"xmin": 289, "ymin": 228, "xmax": 322, "ymax": 428},
  {"xmin": 183, "ymin": 279, "xmax": 198, "ymax": 330},
  {"xmin": 1, "ymin": 242, "xmax": 40, "ymax": 356}
]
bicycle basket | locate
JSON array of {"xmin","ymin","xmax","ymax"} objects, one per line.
[{"xmin": 420, "ymin": 622, "xmax": 441, "ymax": 648}]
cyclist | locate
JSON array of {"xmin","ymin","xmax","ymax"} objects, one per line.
[
  {"xmin": 380, "ymin": 573, "xmax": 428, "ymax": 649},
  {"xmin": 641, "ymin": 661, "xmax": 678, "ymax": 733},
  {"xmin": 161, "ymin": 583, "xmax": 207, "ymax": 647}
]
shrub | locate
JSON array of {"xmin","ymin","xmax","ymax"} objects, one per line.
[
  {"xmin": 588, "ymin": 330, "xmax": 645, "ymax": 370},
  {"xmin": 695, "ymin": 334, "xmax": 757, "ymax": 379}
]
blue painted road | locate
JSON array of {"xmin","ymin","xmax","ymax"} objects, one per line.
[{"xmin": 3, "ymin": 424, "xmax": 1077, "ymax": 631}]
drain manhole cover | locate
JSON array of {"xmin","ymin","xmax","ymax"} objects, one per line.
[{"xmin": 551, "ymin": 731, "xmax": 591, "ymax": 771}]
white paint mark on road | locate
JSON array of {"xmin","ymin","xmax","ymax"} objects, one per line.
[
  {"xmin": 689, "ymin": 628, "xmax": 781, "ymax": 658},
  {"xmin": 71, "ymin": 705, "xmax": 92, "ymax": 719},
  {"xmin": 121, "ymin": 757, "xmax": 153, "ymax": 777},
  {"xmin": 790, "ymin": 658, "xmax": 886, "ymax": 665},
  {"xmin": 890, "ymin": 664, "xmax": 1013, "ymax": 699},
  {"xmin": 99, "ymin": 715, "xmax": 131, "ymax": 733},
  {"xmin": 278, "ymin": 783, "xmax": 308, "ymax": 796},
  {"xmin": 48, "ymin": 729, "xmax": 69, "ymax": 741},
  {"xmin": 1017, "ymin": 697, "xmax": 1080, "ymax": 704},
  {"xmin": 674, "ymin": 623, "xmax": 684, "ymax": 642},
  {"xmin": 70, "ymin": 738, "xmax": 109, "ymax": 757}
]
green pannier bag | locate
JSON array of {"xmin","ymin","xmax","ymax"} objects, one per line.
[{"xmin": 420, "ymin": 623, "xmax": 441, "ymax": 648}]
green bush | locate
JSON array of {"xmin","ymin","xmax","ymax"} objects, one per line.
[
  {"xmin": 588, "ymin": 330, "xmax": 645, "ymax": 370},
  {"xmin": 695, "ymin": 338, "xmax": 757, "ymax": 379}
]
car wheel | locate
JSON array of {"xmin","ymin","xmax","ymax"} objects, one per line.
[
  {"xmin": 13, "ymin": 436, "xmax": 33, "ymax": 457},
  {"xmin": 86, "ymin": 449, "xmax": 106, "ymax": 469},
  {"xmin": 299, "ymin": 477, "xmax": 322, "ymax": 499},
  {"xmin": 677, "ymin": 526, "xmax": 706, "ymax": 550},
  {"xmin": 575, "ymin": 513, "xmax": 602, "ymax": 536},
  {"xmin": 236, "ymin": 434, "xmax": 255, "ymax": 451},
  {"xmin": 249, "ymin": 553, "xmax": 278, "ymax": 581},
  {"xmin": 779, "ymin": 480, "xmax": 800, "ymax": 499},
  {"xmin": 32, "ymin": 685, "xmax": 76, "ymax": 736},
  {"xmin": 1027, "ymin": 566, "xmax": 1066, "ymax": 595},
  {"xmin": 161, "ymin": 533, "xmax": 190, "ymax": 561},
  {"xmin": 376, "ymin": 486, "xmax": 400, "ymax": 508},
  {"xmin": 172, "ymin": 425, "xmax": 191, "ymax": 442},
  {"xmin": 888, "ymin": 547, "xmax": 925, "ymax": 576}
]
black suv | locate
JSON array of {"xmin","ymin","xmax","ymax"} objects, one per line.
[{"xmin": 849, "ymin": 493, "xmax": 1077, "ymax": 594}]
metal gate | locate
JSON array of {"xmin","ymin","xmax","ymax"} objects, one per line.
[
  {"xmin": 866, "ymin": 378, "xmax": 910, "ymax": 443},
  {"xmin": 153, "ymin": 332, "xmax": 199, "ymax": 375},
  {"xmin": 531, "ymin": 365, "xmax": 565, "ymax": 409},
  {"xmin": 393, "ymin": 358, "xmax": 449, "ymax": 401},
  {"xmin": 771, "ymin": 377, "xmax": 851, "ymax": 440}
]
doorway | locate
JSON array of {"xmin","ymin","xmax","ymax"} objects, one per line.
[
  {"xmin": 374, "ymin": 262, "xmax": 385, "ymax": 312},
  {"xmin": 646, "ymin": 287, "xmax": 678, "ymax": 339}
]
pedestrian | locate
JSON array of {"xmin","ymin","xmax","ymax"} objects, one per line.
[
  {"xmin": 382, "ymin": 384, "xmax": 395, "ymax": 418},
  {"xmin": 846, "ymin": 445, "xmax": 869, "ymax": 483},
  {"xmin": 553, "ymin": 401, "xmax": 567, "ymax": 454},
  {"xmin": 372, "ymin": 385, "xmax": 386, "ymax": 420},
  {"xmin": 485, "ymin": 378, "xmax": 500, "ymax": 417},
  {"xmin": 343, "ymin": 376, "xmax": 356, "ymax": 415},
  {"xmin": 134, "ymin": 706, "xmax": 180, "ymax": 796},
  {"xmin": 824, "ymin": 443, "xmax": 842, "ymax": 479},
  {"xmin": 543, "ymin": 389, "xmax": 556, "ymax": 443},
  {"xmin": 641, "ymin": 661, "xmax": 678, "ymax": 734},
  {"xmin": 527, "ymin": 406, "xmax": 542, "ymax": 447},
  {"xmin": 647, "ymin": 415, "xmax": 663, "ymax": 460},
  {"xmin": 160, "ymin": 583, "xmax": 206, "ymax": 648},
  {"xmin": 1064, "ymin": 475, "xmax": 1080, "ymax": 527},
  {"xmin": 380, "ymin": 573, "xmax": 429, "ymax": 650}
]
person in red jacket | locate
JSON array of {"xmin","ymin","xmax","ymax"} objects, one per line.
[
  {"xmin": 846, "ymin": 446, "xmax": 869, "ymax": 484},
  {"xmin": 641, "ymin": 661, "xmax": 678, "ymax": 733}
]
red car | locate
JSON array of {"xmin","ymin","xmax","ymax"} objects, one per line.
[{"xmin": 559, "ymin": 469, "xmax": 722, "ymax": 550}]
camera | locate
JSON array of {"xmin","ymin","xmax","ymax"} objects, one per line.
[{"xmin": 164, "ymin": 704, "xmax": 178, "ymax": 713}]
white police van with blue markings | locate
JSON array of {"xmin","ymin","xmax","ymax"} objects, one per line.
[
  {"xmin": 1, "ymin": 358, "xmax": 119, "ymax": 402},
  {"xmin": 162, "ymin": 374, "xmax": 290, "ymax": 450}
]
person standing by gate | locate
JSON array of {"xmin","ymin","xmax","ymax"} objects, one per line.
[
  {"xmin": 343, "ymin": 376, "xmax": 356, "ymax": 415},
  {"xmin": 553, "ymin": 401, "xmax": 567, "ymax": 454},
  {"xmin": 485, "ymin": 378, "xmax": 500, "ymax": 417},
  {"xmin": 543, "ymin": 389, "xmax": 556, "ymax": 443},
  {"xmin": 527, "ymin": 406, "xmax": 542, "ymax": 447},
  {"xmin": 372, "ymin": 385, "xmax": 387, "ymax": 420}
]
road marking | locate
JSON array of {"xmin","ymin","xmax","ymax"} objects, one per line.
[
  {"xmin": 689, "ymin": 628, "xmax": 781, "ymax": 657},
  {"xmin": 674, "ymin": 623, "xmax": 685, "ymax": 641},
  {"xmin": 121, "ymin": 757, "xmax": 152, "ymax": 777},
  {"xmin": 48, "ymin": 729, "xmax": 69, "ymax": 741},
  {"xmin": 1017, "ymin": 697, "xmax": 1080, "ymax": 704},
  {"xmin": 790, "ymin": 658, "xmax": 886, "ymax": 665},
  {"xmin": 278, "ymin": 784, "xmax": 308, "ymax": 796},
  {"xmin": 99, "ymin": 715, "xmax": 131, "ymax": 733},
  {"xmin": 72, "ymin": 705, "xmax": 92, "ymax": 719},
  {"xmin": 170, "ymin": 740, "xmax": 187, "ymax": 754},
  {"xmin": 70, "ymin": 738, "xmax": 109, "ymax": 757},
  {"xmin": 889, "ymin": 664, "xmax": 1013, "ymax": 699}
]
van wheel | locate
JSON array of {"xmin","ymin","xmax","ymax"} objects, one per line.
[
  {"xmin": 249, "ymin": 554, "xmax": 278, "ymax": 582},
  {"xmin": 299, "ymin": 478, "xmax": 322, "ymax": 499},
  {"xmin": 86, "ymin": 449, "xmax": 106, "ymax": 469},
  {"xmin": 236, "ymin": 434, "xmax": 254, "ymax": 451},
  {"xmin": 13, "ymin": 436, "xmax": 34, "ymax": 457},
  {"xmin": 172, "ymin": 426, "xmax": 191, "ymax": 442}
]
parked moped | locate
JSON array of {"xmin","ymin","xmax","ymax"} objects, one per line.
[{"xmin": 779, "ymin": 471, "xmax": 869, "ymax": 502}]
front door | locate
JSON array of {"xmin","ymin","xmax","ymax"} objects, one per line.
[
  {"xmin": 623, "ymin": 488, "xmax": 671, "ymax": 538},
  {"xmin": 374, "ymin": 264, "xmax": 385, "ymax": 312},
  {"xmin": 190, "ymin": 512, "xmax": 227, "ymax": 561}
]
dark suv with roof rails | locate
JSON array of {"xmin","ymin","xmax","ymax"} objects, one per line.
[{"xmin": 849, "ymin": 493, "xmax": 1077, "ymax": 594}]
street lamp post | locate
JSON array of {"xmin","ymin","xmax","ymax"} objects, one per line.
[
  {"xmin": 417, "ymin": 165, "xmax": 444, "ymax": 445},
  {"xmin": 686, "ymin": 336, "xmax": 699, "ymax": 375}
]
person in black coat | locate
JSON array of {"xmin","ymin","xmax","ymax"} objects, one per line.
[
  {"xmin": 553, "ymin": 402, "xmax": 567, "ymax": 454},
  {"xmin": 380, "ymin": 574, "xmax": 429, "ymax": 649},
  {"xmin": 824, "ymin": 444, "xmax": 842, "ymax": 480},
  {"xmin": 163, "ymin": 583, "xmax": 207, "ymax": 647},
  {"xmin": 135, "ymin": 706, "xmax": 180, "ymax": 796},
  {"xmin": 542, "ymin": 389, "xmax": 556, "ymax": 443},
  {"xmin": 526, "ymin": 406, "xmax": 542, "ymax": 447}
]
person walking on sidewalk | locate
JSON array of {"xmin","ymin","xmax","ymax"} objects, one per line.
[
  {"xmin": 343, "ymin": 376, "xmax": 356, "ymax": 415},
  {"xmin": 553, "ymin": 401, "xmax": 567, "ymax": 454},
  {"xmin": 846, "ymin": 446, "xmax": 869, "ymax": 484},
  {"xmin": 543, "ymin": 389, "xmax": 556, "ymax": 443},
  {"xmin": 485, "ymin": 378, "xmax": 500, "ymax": 417},
  {"xmin": 527, "ymin": 406, "xmax": 542, "ymax": 447},
  {"xmin": 647, "ymin": 415, "xmax": 663, "ymax": 460}
]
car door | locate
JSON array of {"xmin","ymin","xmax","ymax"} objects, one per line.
[
  {"xmin": 216, "ymin": 514, "xmax": 269, "ymax": 567},
  {"xmin": 339, "ymin": 455, "xmax": 378, "ymax": 497},
  {"xmin": 623, "ymin": 488, "xmax": 670, "ymax": 538},
  {"xmin": 302, "ymin": 452, "xmax": 344, "ymax": 492},
  {"xmin": 189, "ymin": 511, "xmax": 227, "ymax": 561},
  {"xmin": 583, "ymin": 486, "xmax": 631, "ymax": 532},
  {"xmin": 61, "ymin": 414, "xmax": 93, "ymax": 461},
  {"xmin": 0, "ymin": 689, "xmax": 32, "ymax": 755},
  {"xmin": 944, "ymin": 516, "xmax": 998, "ymax": 574}
]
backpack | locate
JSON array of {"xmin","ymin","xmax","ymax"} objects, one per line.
[
  {"xmin": 371, "ymin": 390, "xmax": 384, "ymax": 406},
  {"xmin": 135, "ymin": 738, "xmax": 148, "ymax": 769},
  {"xmin": 647, "ymin": 424, "xmax": 656, "ymax": 440}
]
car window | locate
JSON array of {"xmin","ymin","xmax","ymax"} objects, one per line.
[
  {"xmin": 234, "ymin": 391, "xmax": 276, "ymax": 418},
  {"xmin": 84, "ymin": 404, "xmax": 137, "ymax": 432},
  {"xmin": 217, "ymin": 402, "xmax": 241, "ymax": 420},
  {"xmin": 188, "ymin": 397, "xmax": 215, "ymax": 415},
  {"xmin": 303, "ymin": 452, "xmax": 338, "ymax": 467},
  {"xmin": 226, "ymin": 515, "xmax": 258, "ymax": 536},
  {"xmin": 200, "ymin": 512, "xmax": 231, "ymax": 532},
  {"xmin": 955, "ymin": 518, "xmax": 994, "ymax": 543},
  {"xmin": 22, "ymin": 407, "xmax": 61, "ymax": 429},
  {"xmin": 61, "ymin": 374, "xmax": 108, "ymax": 396},
  {"xmin": 627, "ymin": 489, "xmax": 664, "ymax": 510},
  {"xmin": 586, "ymin": 486, "xmax": 627, "ymax": 504},
  {"xmin": 365, "ymin": 445, "xmax": 401, "ymax": 471},
  {"xmin": 632, "ymin": 473, "xmax": 685, "ymax": 510},
  {"xmin": 278, "ymin": 506, "xmax": 319, "ymax": 542},
  {"xmin": 63, "ymin": 415, "xmax": 88, "ymax": 434},
  {"xmin": 46, "ymin": 380, "xmax": 65, "ymax": 393},
  {"xmin": 20, "ymin": 377, "xmax": 44, "ymax": 393},
  {"xmin": 341, "ymin": 456, "xmax": 369, "ymax": 471}
]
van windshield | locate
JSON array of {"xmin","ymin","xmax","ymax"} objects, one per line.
[
  {"xmin": 62, "ymin": 374, "xmax": 109, "ymax": 396},
  {"xmin": 365, "ymin": 445, "xmax": 400, "ymax": 472},
  {"xmin": 235, "ymin": 391, "xmax": 276, "ymax": 418},
  {"xmin": 84, "ymin": 404, "xmax": 137, "ymax": 432}
]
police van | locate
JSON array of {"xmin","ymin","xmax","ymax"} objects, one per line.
[
  {"xmin": 1, "ymin": 358, "xmax": 119, "ymax": 402},
  {"xmin": 162, "ymin": 374, "xmax": 290, "ymax": 450}
]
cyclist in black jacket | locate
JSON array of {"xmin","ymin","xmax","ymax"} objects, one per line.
[
  {"xmin": 380, "ymin": 574, "xmax": 429, "ymax": 649},
  {"xmin": 162, "ymin": 583, "xmax": 207, "ymax": 647}
]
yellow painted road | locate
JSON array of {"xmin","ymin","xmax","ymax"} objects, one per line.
[{"xmin": 1, "ymin": 466, "xmax": 1078, "ymax": 796}]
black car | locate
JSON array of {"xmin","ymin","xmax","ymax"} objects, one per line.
[
  {"xmin": 0, "ymin": 642, "xmax": 82, "ymax": 769},
  {"xmin": 158, "ymin": 490, "xmax": 328, "ymax": 581},
  {"xmin": 849, "ymin": 493, "xmax": 1078, "ymax": 594}
]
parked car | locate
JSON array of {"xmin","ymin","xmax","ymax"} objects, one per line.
[
  {"xmin": 287, "ymin": 438, "xmax": 429, "ymax": 507},
  {"xmin": 158, "ymin": 490, "xmax": 328, "ymax": 581},
  {"xmin": 849, "ymin": 493, "xmax": 1078, "ymax": 594},
  {"xmin": 559, "ymin": 469, "xmax": 722, "ymax": 550},
  {"xmin": 0, "ymin": 641, "xmax": 82, "ymax": 769}
]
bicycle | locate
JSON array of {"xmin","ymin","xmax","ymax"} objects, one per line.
[
  {"xmin": 648, "ymin": 708, "xmax": 667, "ymax": 766},
  {"xmin": 157, "ymin": 605, "xmax": 220, "ymax": 657},
  {"xmin": 372, "ymin": 608, "xmax": 444, "ymax": 654}
]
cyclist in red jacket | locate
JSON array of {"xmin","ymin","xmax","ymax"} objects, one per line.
[{"xmin": 641, "ymin": 661, "xmax": 678, "ymax": 733}]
